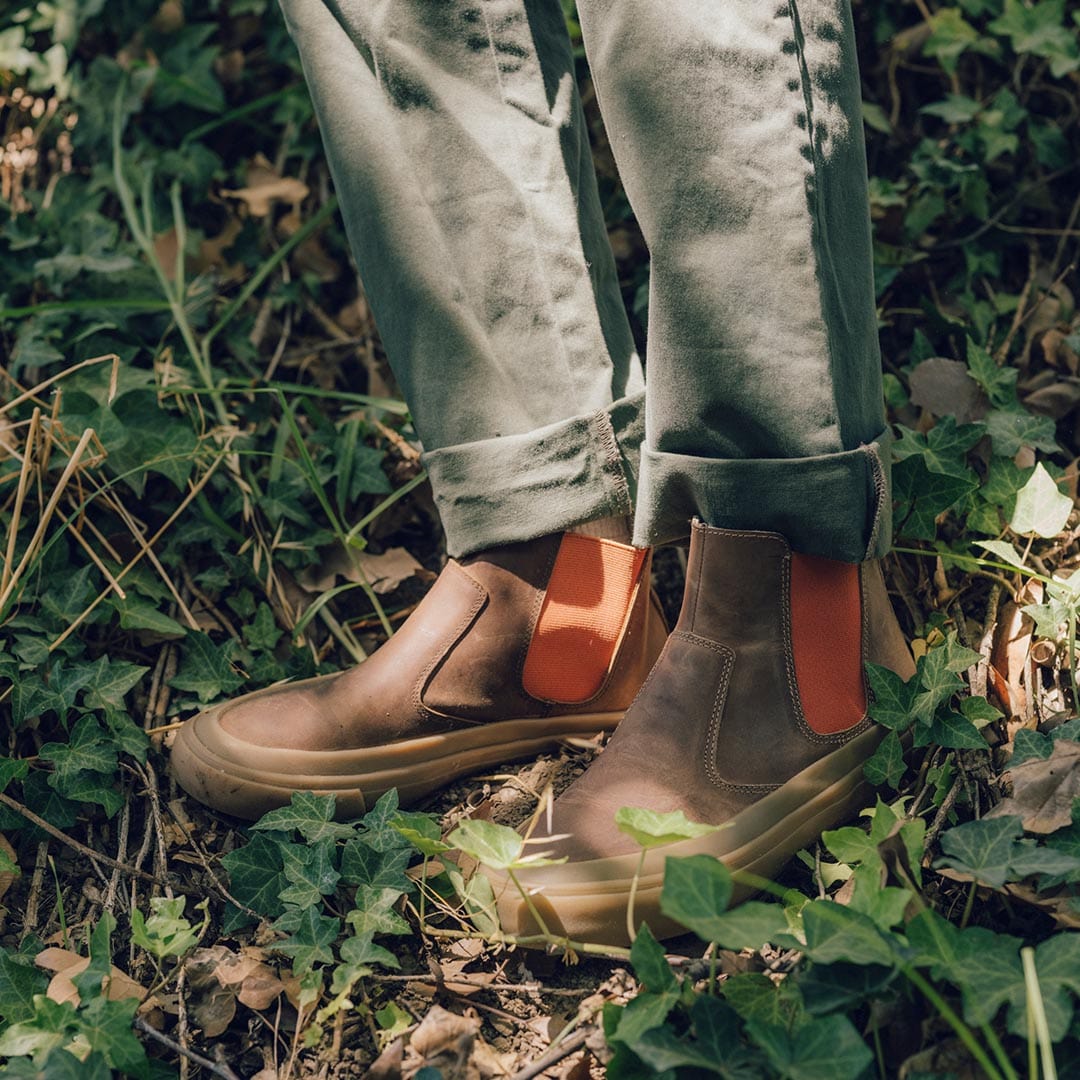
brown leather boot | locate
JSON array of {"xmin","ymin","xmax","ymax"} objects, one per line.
[
  {"xmin": 491, "ymin": 521, "xmax": 915, "ymax": 945},
  {"xmin": 170, "ymin": 532, "xmax": 668, "ymax": 819}
]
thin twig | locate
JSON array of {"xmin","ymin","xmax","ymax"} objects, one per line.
[
  {"xmin": 0, "ymin": 791, "xmax": 170, "ymax": 887},
  {"xmin": 510, "ymin": 1027, "xmax": 593, "ymax": 1080},
  {"xmin": 135, "ymin": 1017, "xmax": 244, "ymax": 1080}
]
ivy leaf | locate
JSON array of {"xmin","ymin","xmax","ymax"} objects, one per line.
[
  {"xmin": 967, "ymin": 337, "xmax": 1019, "ymax": 409},
  {"xmin": 801, "ymin": 901, "xmax": 896, "ymax": 967},
  {"xmin": 168, "ymin": 631, "xmax": 244, "ymax": 703},
  {"xmin": 131, "ymin": 896, "xmax": 200, "ymax": 960},
  {"xmin": 747, "ymin": 1014, "xmax": 874, "ymax": 1080},
  {"xmin": 271, "ymin": 908, "xmax": 340, "ymax": 975},
  {"xmin": 243, "ymin": 604, "xmax": 282, "ymax": 654},
  {"xmin": 279, "ymin": 838, "xmax": 341, "ymax": 908},
  {"xmin": 0, "ymin": 949, "xmax": 47, "ymax": 1024},
  {"xmin": 73, "ymin": 994, "xmax": 146, "ymax": 1075},
  {"xmin": 39, "ymin": 716, "xmax": 117, "ymax": 786},
  {"xmin": 985, "ymin": 408, "xmax": 1060, "ymax": 457},
  {"xmin": 989, "ymin": 0, "xmax": 1080, "ymax": 77},
  {"xmin": 391, "ymin": 811, "xmax": 450, "ymax": 857},
  {"xmin": 935, "ymin": 815, "xmax": 1023, "ymax": 886},
  {"xmin": 345, "ymin": 886, "xmax": 411, "ymax": 937},
  {"xmin": 659, "ymin": 855, "xmax": 734, "ymax": 940},
  {"xmin": 446, "ymin": 819, "xmax": 523, "ymax": 870},
  {"xmin": 630, "ymin": 996, "xmax": 759, "ymax": 1078},
  {"xmin": 251, "ymin": 792, "xmax": 356, "ymax": 843},
  {"xmin": 340, "ymin": 840, "xmax": 412, "ymax": 892},
  {"xmin": 220, "ymin": 833, "xmax": 289, "ymax": 919},
  {"xmin": 614, "ymin": 807, "xmax": 721, "ymax": 849},
  {"xmin": 69, "ymin": 655, "xmax": 149, "ymax": 713},
  {"xmin": 866, "ymin": 664, "xmax": 916, "ymax": 731},
  {"xmin": 961, "ymin": 695, "xmax": 1003, "ymax": 728},
  {"xmin": 359, "ymin": 789, "xmax": 413, "ymax": 852},
  {"xmin": 911, "ymin": 648, "xmax": 966, "ymax": 723},
  {"xmin": 863, "ymin": 730, "xmax": 906, "ymax": 789},
  {"xmin": 330, "ymin": 930, "xmax": 401, "ymax": 995},
  {"xmin": 1010, "ymin": 462, "xmax": 1073, "ymax": 538},
  {"xmin": 0, "ymin": 757, "xmax": 29, "ymax": 795},
  {"xmin": 630, "ymin": 923, "xmax": 677, "ymax": 993},
  {"xmin": 917, "ymin": 710, "xmax": 987, "ymax": 750},
  {"xmin": 679, "ymin": 902, "xmax": 793, "ymax": 951}
]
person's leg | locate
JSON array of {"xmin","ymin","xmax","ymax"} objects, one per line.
[
  {"xmin": 490, "ymin": 0, "xmax": 914, "ymax": 943},
  {"xmin": 278, "ymin": 0, "xmax": 645, "ymax": 556},
  {"xmin": 585, "ymin": 0, "xmax": 890, "ymax": 559},
  {"xmin": 170, "ymin": 0, "xmax": 669, "ymax": 820}
]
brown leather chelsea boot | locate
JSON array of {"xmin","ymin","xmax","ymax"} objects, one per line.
[
  {"xmin": 170, "ymin": 532, "xmax": 668, "ymax": 819},
  {"xmin": 490, "ymin": 521, "xmax": 916, "ymax": 945}
]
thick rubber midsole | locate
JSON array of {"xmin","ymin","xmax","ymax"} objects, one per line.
[
  {"xmin": 170, "ymin": 708, "xmax": 622, "ymax": 819},
  {"xmin": 488, "ymin": 724, "xmax": 884, "ymax": 945}
]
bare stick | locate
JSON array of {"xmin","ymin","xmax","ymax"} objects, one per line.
[
  {"xmin": 510, "ymin": 1028, "xmax": 593, "ymax": 1080},
  {"xmin": 134, "ymin": 1017, "xmax": 244, "ymax": 1080}
]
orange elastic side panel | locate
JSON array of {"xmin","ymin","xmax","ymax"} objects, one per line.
[
  {"xmin": 522, "ymin": 534, "xmax": 647, "ymax": 704},
  {"xmin": 790, "ymin": 553, "xmax": 866, "ymax": 735}
]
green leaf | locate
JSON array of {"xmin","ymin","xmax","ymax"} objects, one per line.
[
  {"xmin": 748, "ymin": 1014, "xmax": 874, "ymax": 1080},
  {"xmin": 967, "ymin": 336, "xmax": 1019, "ymax": 408},
  {"xmin": 683, "ymin": 902, "xmax": 792, "ymax": 951},
  {"xmin": 801, "ymin": 901, "xmax": 896, "ymax": 967},
  {"xmin": 866, "ymin": 663, "xmax": 916, "ymax": 731},
  {"xmin": 279, "ymin": 837, "xmax": 341, "ymax": 907},
  {"xmin": 976, "ymin": 539, "xmax": 1028, "ymax": 571},
  {"xmin": 243, "ymin": 604, "xmax": 283, "ymax": 654},
  {"xmin": 130, "ymin": 896, "xmax": 201, "ymax": 959},
  {"xmin": 863, "ymin": 730, "xmax": 906, "ymax": 789},
  {"xmin": 911, "ymin": 647, "xmax": 966, "ymax": 723},
  {"xmin": 614, "ymin": 806, "xmax": 721, "ymax": 849},
  {"xmin": 659, "ymin": 855, "xmax": 734, "ymax": 940},
  {"xmin": 610, "ymin": 989, "xmax": 681, "ymax": 1047},
  {"xmin": 935, "ymin": 815, "xmax": 1023, "ymax": 887},
  {"xmin": 39, "ymin": 716, "xmax": 117, "ymax": 786},
  {"xmin": 71, "ymin": 656, "xmax": 149, "ymax": 712},
  {"xmin": 251, "ymin": 792, "xmax": 356, "ymax": 843},
  {"xmin": 918, "ymin": 710, "xmax": 987, "ymax": 750},
  {"xmin": 0, "ymin": 756, "xmax": 29, "ymax": 794},
  {"xmin": 630, "ymin": 923, "xmax": 677, "ymax": 993},
  {"xmin": 921, "ymin": 94, "xmax": 982, "ymax": 124},
  {"xmin": 220, "ymin": 833, "xmax": 289, "ymax": 918},
  {"xmin": 1010, "ymin": 462, "xmax": 1073, "ymax": 538},
  {"xmin": 391, "ymin": 811, "xmax": 450, "ymax": 857},
  {"xmin": 339, "ymin": 840, "xmax": 412, "ymax": 892},
  {"xmin": 446, "ymin": 819, "xmax": 523, "ymax": 870},
  {"xmin": 629, "ymin": 996, "xmax": 759, "ymax": 1078},
  {"xmin": 960, "ymin": 695, "xmax": 1003, "ymax": 728},
  {"xmin": 271, "ymin": 907, "xmax": 340, "ymax": 975},
  {"xmin": 985, "ymin": 408, "xmax": 1060, "ymax": 457},
  {"xmin": 989, "ymin": 0, "xmax": 1080, "ymax": 76},
  {"xmin": 168, "ymin": 631, "xmax": 244, "ymax": 703},
  {"xmin": 345, "ymin": 886, "xmax": 411, "ymax": 937},
  {"xmin": 0, "ymin": 949, "xmax": 48, "ymax": 1024}
]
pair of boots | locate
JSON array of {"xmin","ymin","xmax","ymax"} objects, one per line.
[{"xmin": 171, "ymin": 522, "xmax": 913, "ymax": 943}]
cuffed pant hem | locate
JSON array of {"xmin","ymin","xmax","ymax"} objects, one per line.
[
  {"xmin": 631, "ymin": 431, "xmax": 893, "ymax": 563},
  {"xmin": 424, "ymin": 391, "xmax": 645, "ymax": 558}
]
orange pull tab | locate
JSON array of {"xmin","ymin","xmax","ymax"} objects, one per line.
[
  {"xmin": 522, "ymin": 534, "xmax": 647, "ymax": 704},
  {"xmin": 790, "ymin": 553, "xmax": 866, "ymax": 735}
]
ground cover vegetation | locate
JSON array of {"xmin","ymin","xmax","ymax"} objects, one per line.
[{"xmin": 0, "ymin": 0, "xmax": 1079, "ymax": 1076}]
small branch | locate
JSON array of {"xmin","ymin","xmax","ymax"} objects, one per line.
[
  {"xmin": 135, "ymin": 1017, "xmax": 244, "ymax": 1080},
  {"xmin": 0, "ymin": 791, "xmax": 170, "ymax": 887},
  {"xmin": 510, "ymin": 1027, "xmax": 593, "ymax": 1080}
]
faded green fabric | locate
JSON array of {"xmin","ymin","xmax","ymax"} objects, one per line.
[{"xmin": 279, "ymin": 0, "xmax": 891, "ymax": 563}]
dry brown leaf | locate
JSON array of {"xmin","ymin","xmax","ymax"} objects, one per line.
[
  {"xmin": 36, "ymin": 947, "xmax": 147, "ymax": 1006},
  {"xmin": 299, "ymin": 544, "xmax": 424, "ymax": 596},
  {"xmin": 221, "ymin": 155, "xmax": 309, "ymax": 217},
  {"xmin": 407, "ymin": 1005, "xmax": 481, "ymax": 1080},
  {"xmin": 991, "ymin": 580, "xmax": 1042, "ymax": 729},
  {"xmin": 908, "ymin": 357, "xmax": 989, "ymax": 424},
  {"xmin": 366, "ymin": 1036, "xmax": 405, "ymax": 1080},
  {"xmin": 991, "ymin": 738, "xmax": 1080, "ymax": 834},
  {"xmin": 0, "ymin": 835, "xmax": 17, "ymax": 902},
  {"xmin": 185, "ymin": 946, "xmax": 239, "ymax": 1038}
]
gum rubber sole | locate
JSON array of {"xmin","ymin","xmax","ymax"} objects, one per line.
[
  {"xmin": 487, "ymin": 725, "xmax": 885, "ymax": 946},
  {"xmin": 170, "ymin": 705, "xmax": 623, "ymax": 821}
]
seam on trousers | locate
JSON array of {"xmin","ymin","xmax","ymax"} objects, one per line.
[
  {"xmin": 591, "ymin": 408, "xmax": 634, "ymax": 518},
  {"xmin": 861, "ymin": 442, "xmax": 889, "ymax": 561},
  {"xmin": 477, "ymin": 1, "xmax": 583, "ymax": 404}
]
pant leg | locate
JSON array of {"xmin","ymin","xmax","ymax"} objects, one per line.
[
  {"xmin": 577, "ymin": 0, "xmax": 891, "ymax": 563},
  {"xmin": 278, "ymin": 0, "xmax": 645, "ymax": 557}
]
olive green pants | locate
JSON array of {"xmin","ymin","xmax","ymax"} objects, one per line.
[{"xmin": 279, "ymin": 0, "xmax": 891, "ymax": 563}]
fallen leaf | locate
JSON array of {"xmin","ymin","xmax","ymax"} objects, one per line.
[
  {"xmin": 185, "ymin": 946, "xmax": 239, "ymax": 1038},
  {"xmin": 991, "ymin": 739, "xmax": 1080, "ymax": 834},
  {"xmin": 407, "ymin": 1005, "xmax": 481, "ymax": 1080},
  {"xmin": 991, "ymin": 581, "xmax": 1042, "ymax": 729},
  {"xmin": 36, "ymin": 947, "xmax": 147, "ymax": 1006},
  {"xmin": 0, "ymin": 835, "xmax": 17, "ymax": 902},
  {"xmin": 366, "ymin": 1036, "xmax": 404, "ymax": 1080},
  {"xmin": 221, "ymin": 154, "xmax": 309, "ymax": 217},
  {"xmin": 299, "ymin": 545, "xmax": 424, "ymax": 596},
  {"xmin": 909, "ymin": 357, "xmax": 989, "ymax": 425}
]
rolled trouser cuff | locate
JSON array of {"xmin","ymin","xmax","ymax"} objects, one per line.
[
  {"xmin": 424, "ymin": 391, "xmax": 645, "ymax": 558},
  {"xmin": 632, "ymin": 431, "xmax": 892, "ymax": 563}
]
